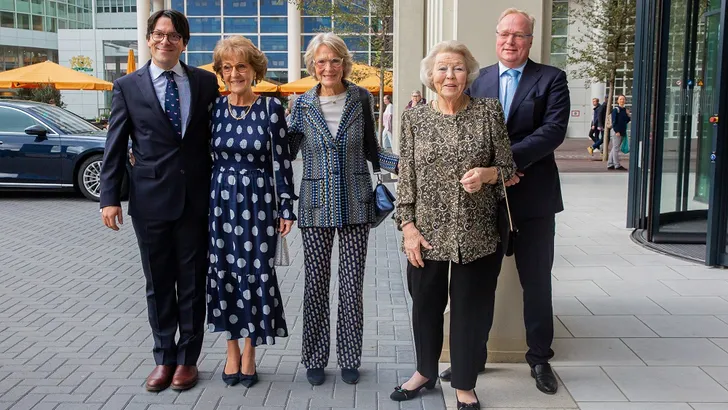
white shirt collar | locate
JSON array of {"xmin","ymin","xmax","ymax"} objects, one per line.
[
  {"xmin": 149, "ymin": 60, "xmax": 185, "ymax": 80},
  {"xmin": 498, "ymin": 61, "xmax": 527, "ymax": 77}
]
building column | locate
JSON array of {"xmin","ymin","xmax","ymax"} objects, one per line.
[
  {"xmin": 287, "ymin": 2, "xmax": 302, "ymax": 83},
  {"xmin": 137, "ymin": 0, "xmax": 151, "ymax": 66},
  {"xmin": 152, "ymin": 0, "xmax": 164, "ymax": 11}
]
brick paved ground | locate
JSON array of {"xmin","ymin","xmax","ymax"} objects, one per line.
[{"xmin": 0, "ymin": 180, "xmax": 444, "ymax": 409}]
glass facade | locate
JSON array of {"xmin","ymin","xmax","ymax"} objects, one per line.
[
  {"xmin": 170, "ymin": 0, "xmax": 392, "ymax": 83},
  {"xmin": 629, "ymin": 0, "xmax": 728, "ymax": 266},
  {"xmin": 0, "ymin": 0, "xmax": 92, "ymax": 33},
  {"xmin": 550, "ymin": 0, "xmax": 568, "ymax": 69},
  {"xmin": 0, "ymin": 45, "xmax": 57, "ymax": 71}
]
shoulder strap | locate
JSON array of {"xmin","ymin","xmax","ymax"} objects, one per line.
[{"xmin": 359, "ymin": 87, "xmax": 381, "ymax": 173}]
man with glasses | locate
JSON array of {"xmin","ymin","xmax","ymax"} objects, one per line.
[
  {"xmin": 99, "ymin": 9, "xmax": 219, "ymax": 392},
  {"xmin": 439, "ymin": 8, "xmax": 570, "ymax": 395},
  {"xmin": 405, "ymin": 89, "xmax": 426, "ymax": 110}
]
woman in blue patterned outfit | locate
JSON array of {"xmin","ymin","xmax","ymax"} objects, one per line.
[
  {"xmin": 288, "ymin": 33, "xmax": 398, "ymax": 386},
  {"xmin": 207, "ymin": 35, "xmax": 296, "ymax": 388}
]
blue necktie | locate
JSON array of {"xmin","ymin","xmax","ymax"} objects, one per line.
[
  {"xmin": 163, "ymin": 71, "xmax": 182, "ymax": 139},
  {"xmin": 502, "ymin": 69, "xmax": 521, "ymax": 121}
]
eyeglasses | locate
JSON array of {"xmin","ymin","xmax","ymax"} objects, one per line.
[
  {"xmin": 151, "ymin": 31, "xmax": 183, "ymax": 44},
  {"xmin": 315, "ymin": 58, "xmax": 343, "ymax": 68},
  {"xmin": 221, "ymin": 63, "xmax": 249, "ymax": 75},
  {"xmin": 496, "ymin": 31, "xmax": 533, "ymax": 41},
  {"xmin": 411, "ymin": 95, "xmax": 421, "ymax": 98}
]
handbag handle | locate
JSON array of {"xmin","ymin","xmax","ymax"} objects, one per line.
[{"xmin": 500, "ymin": 168, "xmax": 514, "ymax": 232}]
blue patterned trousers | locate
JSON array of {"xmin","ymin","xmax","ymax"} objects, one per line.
[{"xmin": 300, "ymin": 224, "xmax": 370, "ymax": 369}]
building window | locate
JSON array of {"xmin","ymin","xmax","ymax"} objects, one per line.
[
  {"xmin": 259, "ymin": 16, "xmax": 286, "ymax": 33},
  {"xmin": 223, "ymin": 0, "xmax": 256, "ymax": 16},
  {"xmin": 190, "ymin": 17, "xmax": 221, "ymax": 33},
  {"xmin": 265, "ymin": 52, "xmax": 286, "ymax": 69},
  {"xmin": 188, "ymin": 35, "xmax": 222, "ymax": 51},
  {"xmin": 550, "ymin": 0, "xmax": 568, "ymax": 69},
  {"xmin": 260, "ymin": 0, "xmax": 285, "ymax": 15},
  {"xmin": 303, "ymin": 16, "xmax": 331, "ymax": 32},
  {"xmin": 260, "ymin": 35, "xmax": 286, "ymax": 51},
  {"xmin": 188, "ymin": 0, "xmax": 221, "ymax": 16},
  {"xmin": 17, "ymin": 12, "xmax": 29, "ymax": 29},
  {"xmin": 187, "ymin": 52, "xmax": 213, "ymax": 67},
  {"xmin": 224, "ymin": 17, "xmax": 257, "ymax": 33},
  {"xmin": 171, "ymin": 0, "xmax": 184, "ymax": 12},
  {"xmin": 0, "ymin": 11, "xmax": 13, "ymax": 27},
  {"xmin": 32, "ymin": 14, "xmax": 42, "ymax": 30},
  {"xmin": 0, "ymin": 0, "xmax": 13, "ymax": 11}
]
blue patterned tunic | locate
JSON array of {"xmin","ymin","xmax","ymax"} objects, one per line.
[{"xmin": 206, "ymin": 95, "xmax": 296, "ymax": 344}]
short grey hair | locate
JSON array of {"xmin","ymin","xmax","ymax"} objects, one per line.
[
  {"xmin": 304, "ymin": 32, "xmax": 354, "ymax": 81},
  {"xmin": 411, "ymin": 90, "xmax": 422, "ymax": 97},
  {"xmin": 497, "ymin": 8, "xmax": 536, "ymax": 34},
  {"xmin": 420, "ymin": 41, "xmax": 480, "ymax": 92}
]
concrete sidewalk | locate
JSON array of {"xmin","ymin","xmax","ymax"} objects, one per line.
[{"xmin": 2, "ymin": 172, "xmax": 727, "ymax": 410}]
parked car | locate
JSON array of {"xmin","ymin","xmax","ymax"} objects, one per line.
[{"xmin": 0, "ymin": 100, "xmax": 128, "ymax": 201}]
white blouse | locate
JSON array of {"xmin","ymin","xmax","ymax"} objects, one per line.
[{"xmin": 319, "ymin": 91, "xmax": 347, "ymax": 137}]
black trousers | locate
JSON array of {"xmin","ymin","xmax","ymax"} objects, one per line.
[
  {"xmin": 408, "ymin": 250, "xmax": 503, "ymax": 390},
  {"xmin": 132, "ymin": 203, "xmax": 208, "ymax": 366},
  {"xmin": 588, "ymin": 126, "xmax": 601, "ymax": 144}
]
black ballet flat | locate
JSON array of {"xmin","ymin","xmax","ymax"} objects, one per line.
[
  {"xmin": 456, "ymin": 391, "xmax": 480, "ymax": 409},
  {"xmin": 240, "ymin": 372, "xmax": 258, "ymax": 388},
  {"xmin": 389, "ymin": 378, "xmax": 437, "ymax": 401},
  {"xmin": 221, "ymin": 360, "xmax": 241, "ymax": 386}
]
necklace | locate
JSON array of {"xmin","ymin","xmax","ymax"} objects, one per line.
[
  {"xmin": 320, "ymin": 93, "xmax": 346, "ymax": 106},
  {"xmin": 227, "ymin": 95, "xmax": 256, "ymax": 120}
]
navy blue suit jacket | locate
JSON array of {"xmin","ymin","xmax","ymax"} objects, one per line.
[
  {"xmin": 100, "ymin": 61, "xmax": 219, "ymax": 221},
  {"xmin": 467, "ymin": 59, "xmax": 570, "ymax": 221}
]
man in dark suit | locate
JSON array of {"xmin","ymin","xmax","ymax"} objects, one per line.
[
  {"xmin": 588, "ymin": 98, "xmax": 601, "ymax": 143},
  {"xmin": 99, "ymin": 9, "xmax": 218, "ymax": 392},
  {"xmin": 439, "ymin": 8, "xmax": 570, "ymax": 395}
]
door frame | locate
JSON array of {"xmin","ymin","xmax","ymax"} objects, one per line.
[{"xmin": 706, "ymin": 0, "xmax": 728, "ymax": 266}]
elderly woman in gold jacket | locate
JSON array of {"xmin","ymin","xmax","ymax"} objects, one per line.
[{"xmin": 390, "ymin": 40, "xmax": 514, "ymax": 410}]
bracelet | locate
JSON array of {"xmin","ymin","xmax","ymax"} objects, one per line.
[{"xmin": 401, "ymin": 221, "xmax": 413, "ymax": 229}]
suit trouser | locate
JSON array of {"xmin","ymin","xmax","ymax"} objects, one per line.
[
  {"xmin": 588, "ymin": 127, "xmax": 601, "ymax": 144},
  {"xmin": 132, "ymin": 203, "xmax": 208, "ymax": 366},
  {"xmin": 513, "ymin": 215, "xmax": 556, "ymax": 366},
  {"xmin": 409, "ymin": 251, "xmax": 502, "ymax": 390},
  {"xmin": 300, "ymin": 224, "xmax": 370, "ymax": 369}
]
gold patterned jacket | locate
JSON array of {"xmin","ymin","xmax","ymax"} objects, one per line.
[{"xmin": 394, "ymin": 97, "xmax": 514, "ymax": 264}]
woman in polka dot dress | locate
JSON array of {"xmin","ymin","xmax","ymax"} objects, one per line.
[{"xmin": 207, "ymin": 36, "xmax": 296, "ymax": 388}]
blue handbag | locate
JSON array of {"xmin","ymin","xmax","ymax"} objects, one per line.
[{"xmin": 372, "ymin": 174, "xmax": 395, "ymax": 228}]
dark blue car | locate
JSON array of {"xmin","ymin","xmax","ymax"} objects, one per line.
[{"xmin": 0, "ymin": 100, "xmax": 128, "ymax": 201}]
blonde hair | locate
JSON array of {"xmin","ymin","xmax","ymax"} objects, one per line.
[
  {"xmin": 419, "ymin": 40, "xmax": 480, "ymax": 92},
  {"xmin": 212, "ymin": 35, "xmax": 268, "ymax": 82},
  {"xmin": 497, "ymin": 8, "xmax": 536, "ymax": 34},
  {"xmin": 304, "ymin": 32, "xmax": 354, "ymax": 81}
]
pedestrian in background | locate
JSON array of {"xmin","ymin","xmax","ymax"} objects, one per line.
[{"xmin": 608, "ymin": 94, "xmax": 630, "ymax": 170}]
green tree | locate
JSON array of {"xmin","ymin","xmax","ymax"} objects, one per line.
[
  {"xmin": 16, "ymin": 85, "xmax": 65, "ymax": 108},
  {"xmin": 567, "ymin": 0, "xmax": 636, "ymax": 160},
  {"xmin": 291, "ymin": 0, "xmax": 393, "ymax": 137}
]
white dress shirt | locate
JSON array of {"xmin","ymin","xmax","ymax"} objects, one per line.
[{"xmin": 149, "ymin": 61, "xmax": 191, "ymax": 137}]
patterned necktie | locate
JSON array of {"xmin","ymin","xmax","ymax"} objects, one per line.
[
  {"xmin": 163, "ymin": 71, "xmax": 182, "ymax": 139},
  {"xmin": 502, "ymin": 69, "xmax": 521, "ymax": 121}
]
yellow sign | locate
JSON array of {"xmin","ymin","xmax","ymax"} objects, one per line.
[{"xmin": 70, "ymin": 55, "xmax": 93, "ymax": 73}]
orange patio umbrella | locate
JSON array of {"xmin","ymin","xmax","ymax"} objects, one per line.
[
  {"xmin": 126, "ymin": 49, "xmax": 136, "ymax": 74},
  {"xmin": 197, "ymin": 63, "xmax": 279, "ymax": 94},
  {"xmin": 279, "ymin": 76, "xmax": 319, "ymax": 95},
  {"xmin": 0, "ymin": 60, "xmax": 112, "ymax": 90},
  {"xmin": 357, "ymin": 73, "xmax": 393, "ymax": 94}
]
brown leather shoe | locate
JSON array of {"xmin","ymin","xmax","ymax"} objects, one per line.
[
  {"xmin": 171, "ymin": 365, "xmax": 198, "ymax": 391},
  {"xmin": 145, "ymin": 365, "xmax": 176, "ymax": 392}
]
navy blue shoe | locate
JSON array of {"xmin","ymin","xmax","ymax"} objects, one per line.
[
  {"xmin": 221, "ymin": 360, "xmax": 241, "ymax": 386},
  {"xmin": 307, "ymin": 368, "xmax": 325, "ymax": 386},
  {"xmin": 240, "ymin": 372, "xmax": 258, "ymax": 388},
  {"xmin": 341, "ymin": 368, "xmax": 359, "ymax": 384}
]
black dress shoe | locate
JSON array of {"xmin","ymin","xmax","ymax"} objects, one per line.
[
  {"xmin": 341, "ymin": 368, "xmax": 359, "ymax": 384},
  {"xmin": 390, "ymin": 378, "xmax": 437, "ymax": 401},
  {"xmin": 456, "ymin": 391, "xmax": 480, "ymax": 409},
  {"xmin": 221, "ymin": 363, "xmax": 241, "ymax": 386},
  {"xmin": 307, "ymin": 368, "xmax": 325, "ymax": 386},
  {"xmin": 439, "ymin": 365, "xmax": 486, "ymax": 382},
  {"xmin": 531, "ymin": 363, "xmax": 558, "ymax": 394},
  {"xmin": 240, "ymin": 372, "xmax": 258, "ymax": 388}
]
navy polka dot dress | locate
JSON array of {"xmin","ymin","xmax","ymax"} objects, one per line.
[{"xmin": 206, "ymin": 95, "xmax": 297, "ymax": 345}]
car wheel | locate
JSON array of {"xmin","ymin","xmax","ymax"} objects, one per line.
[{"xmin": 77, "ymin": 154, "xmax": 103, "ymax": 201}]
